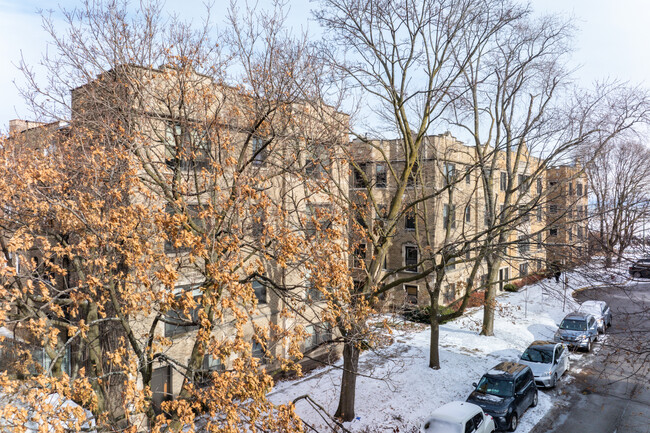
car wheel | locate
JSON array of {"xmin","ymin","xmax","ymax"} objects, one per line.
[
  {"xmin": 550, "ymin": 373, "xmax": 557, "ymax": 389},
  {"xmin": 509, "ymin": 413, "xmax": 518, "ymax": 432},
  {"xmin": 586, "ymin": 339, "xmax": 592, "ymax": 352},
  {"xmin": 634, "ymin": 271, "xmax": 641, "ymax": 278},
  {"xmin": 601, "ymin": 325, "xmax": 606, "ymax": 335},
  {"xmin": 531, "ymin": 391, "xmax": 538, "ymax": 407}
]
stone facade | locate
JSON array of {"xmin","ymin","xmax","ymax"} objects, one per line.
[
  {"xmin": 348, "ymin": 132, "xmax": 548, "ymax": 308},
  {"xmin": 545, "ymin": 165, "xmax": 589, "ymax": 269}
]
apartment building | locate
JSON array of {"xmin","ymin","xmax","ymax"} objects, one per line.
[
  {"xmin": 545, "ymin": 165, "xmax": 589, "ymax": 268},
  {"xmin": 349, "ymin": 132, "xmax": 547, "ymax": 308}
]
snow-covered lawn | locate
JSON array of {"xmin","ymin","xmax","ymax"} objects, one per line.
[{"xmin": 268, "ymin": 268, "xmax": 618, "ymax": 432}]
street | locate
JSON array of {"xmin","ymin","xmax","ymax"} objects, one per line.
[{"xmin": 530, "ymin": 280, "xmax": 650, "ymax": 433}]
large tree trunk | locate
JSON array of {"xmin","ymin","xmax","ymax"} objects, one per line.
[
  {"xmin": 480, "ymin": 261, "xmax": 500, "ymax": 336},
  {"xmin": 428, "ymin": 290, "xmax": 441, "ymax": 369},
  {"xmin": 335, "ymin": 340, "xmax": 360, "ymax": 421},
  {"xmin": 429, "ymin": 314, "xmax": 440, "ymax": 370}
]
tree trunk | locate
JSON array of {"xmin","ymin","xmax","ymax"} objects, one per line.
[
  {"xmin": 428, "ymin": 290, "xmax": 441, "ymax": 369},
  {"xmin": 334, "ymin": 340, "xmax": 360, "ymax": 421},
  {"xmin": 429, "ymin": 313, "xmax": 440, "ymax": 370},
  {"xmin": 87, "ymin": 302, "xmax": 107, "ymax": 416},
  {"xmin": 480, "ymin": 261, "xmax": 500, "ymax": 336}
]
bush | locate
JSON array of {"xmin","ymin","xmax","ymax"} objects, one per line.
[
  {"xmin": 503, "ymin": 283, "xmax": 518, "ymax": 292},
  {"xmin": 402, "ymin": 305, "xmax": 431, "ymax": 324}
]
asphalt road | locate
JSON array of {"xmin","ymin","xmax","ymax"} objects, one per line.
[{"xmin": 530, "ymin": 280, "xmax": 650, "ymax": 433}]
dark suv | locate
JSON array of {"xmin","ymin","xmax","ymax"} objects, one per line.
[
  {"xmin": 466, "ymin": 362, "xmax": 538, "ymax": 432},
  {"xmin": 629, "ymin": 258, "xmax": 650, "ymax": 278}
]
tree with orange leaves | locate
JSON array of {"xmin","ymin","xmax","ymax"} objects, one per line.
[{"xmin": 0, "ymin": 1, "xmax": 349, "ymax": 432}]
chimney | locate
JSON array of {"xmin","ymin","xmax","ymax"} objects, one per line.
[{"xmin": 9, "ymin": 119, "xmax": 46, "ymax": 134}]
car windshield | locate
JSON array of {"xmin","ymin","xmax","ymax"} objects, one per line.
[
  {"xmin": 580, "ymin": 303, "xmax": 601, "ymax": 315},
  {"xmin": 423, "ymin": 418, "xmax": 462, "ymax": 433},
  {"xmin": 476, "ymin": 376, "xmax": 514, "ymax": 397},
  {"xmin": 560, "ymin": 319, "xmax": 587, "ymax": 331},
  {"xmin": 521, "ymin": 347, "xmax": 553, "ymax": 363}
]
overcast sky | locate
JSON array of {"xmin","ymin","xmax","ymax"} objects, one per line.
[{"xmin": 1, "ymin": 0, "xmax": 649, "ymax": 132}]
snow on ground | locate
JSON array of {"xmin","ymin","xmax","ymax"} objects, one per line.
[{"xmin": 269, "ymin": 267, "xmax": 612, "ymax": 432}]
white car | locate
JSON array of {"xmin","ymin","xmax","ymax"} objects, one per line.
[
  {"xmin": 578, "ymin": 300, "xmax": 612, "ymax": 333},
  {"xmin": 422, "ymin": 401, "xmax": 495, "ymax": 433}
]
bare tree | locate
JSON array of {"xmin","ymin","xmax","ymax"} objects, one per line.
[
  {"xmin": 452, "ymin": 11, "xmax": 650, "ymax": 336},
  {"xmin": 585, "ymin": 139, "xmax": 650, "ymax": 266},
  {"xmin": 313, "ymin": 0, "xmax": 525, "ymax": 421}
]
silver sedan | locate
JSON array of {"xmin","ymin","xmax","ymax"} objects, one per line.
[{"xmin": 518, "ymin": 341, "xmax": 569, "ymax": 388}]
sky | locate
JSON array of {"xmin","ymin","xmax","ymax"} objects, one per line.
[{"xmin": 1, "ymin": 0, "xmax": 649, "ymax": 132}]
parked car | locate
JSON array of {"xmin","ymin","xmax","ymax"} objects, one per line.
[
  {"xmin": 518, "ymin": 341, "xmax": 569, "ymax": 388},
  {"xmin": 553, "ymin": 312, "xmax": 599, "ymax": 352},
  {"xmin": 466, "ymin": 362, "xmax": 538, "ymax": 432},
  {"xmin": 578, "ymin": 300, "xmax": 612, "ymax": 333},
  {"xmin": 421, "ymin": 401, "xmax": 496, "ymax": 433},
  {"xmin": 629, "ymin": 258, "xmax": 650, "ymax": 278}
]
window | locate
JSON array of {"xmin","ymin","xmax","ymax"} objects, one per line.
[
  {"xmin": 443, "ymin": 204, "xmax": 456, "ymax": 229},
  {"xmin": 536, "ymin": 205, "xmax": 543, "ymax": 222},
  {"xmin": 375, "ymin": 163, "xmax": 387, "ymax": 188},
  {"xmin": 404, "ymin": 246, "xmax": 419, "ymax": 272},
  {"xmin": 568, "ymin": 227, "xmax": 573, "ymax": 241},
  {"xmin": 518, "ymin": 236, "xmax": 529, "ymax": 254},
  {"xmin": 304, "ymin": 323, "xmax": 332, "ymax": 351},
  {"xmin": 577, "ymin": 226, "xmax": 583, "ymax": 239},
  {"xmin": 443, "ymin": 285, "xmax": 455, "ymax": 304},
  {"xmin": 500, "ymin": 171, "xmax": 507, "ymax": 191},
  {"xmin": 577, "ymin": 183, "xmax": 583, "ymax": 196},
  {"xmin": 353, "ymin": 163, "xmax": 367, "ymax": 188},
  {"xmin": 498, "ymin": 267, "xmax": 509, "ymax": 291},
  {"xmin": 465, "ymin": 170, "xmax": 471, "ymax": 185},
  {"xmin": 353, "ymin": 244, "xmax": 367, "ymax": 268},
  {"xmin": 305, "ymin": 283, "xmax": 322, "ymax": 302},
  {"xmin": 252, "ymin": 281, "xmax": 267, "ymax": 304},
  {"xmin": 549, "ymin": 181, "xmax": 557, "ymax": 188},
  {"xmin": 536, "ymin": 178, "xmax": 542, "ymax": 195},
  {"xmin": 252, "ymin": 340, "xmax": 266, "ymax": 363},
  {"xmin": 306, "ymin": 204, "xmax": 333, "ymax": 238},
  {"xmin": 549, "ymin": 226, "xmax": 558, "ymax": 237},
  {"xmin": 196, "ymin": 354, "xmax": 225, "ymax": 388},
  {"xmin": 518, "ymin": 174, "xmax": 526, "ymax": 187},
  {"xmin": 405, "ymin": 210, "xmax": 416, "ymax": 231},
  {"xmin": 444, "ymin": 163, "xmax": 456, "ymax": 186},
  {"xmin": 164, "ymin": 285, "xmax": 202, "ymax": 337},
  {"xmin": 405, "ymin": 285, "xmax": 418, "ymax": 304},
  {"xmin": 519, "ymin": 262, "xmax": 528, "ymax": 277},
  {"xmin": 251, "ymin": 136, "xmax": 267, "ymax": 165},
  {"xmin": 354, "ymin": 211, "xmax": 365, "ymax": 228},
  {"xmin": 519, "ymin": 205, "xmax": 529, "ymax": 223},
  {"xmin": 549, "ymin": 204, "xmax": 558, "ymax": 214},
  {"xmin": 465, "ymin": 205, "xmax": 471, "ymax": 223},
  {"xmin": 164, "ymin": 122, "xmax": 211, "ymax": 171},
  {"xmin": 537, "ymin": 232, "xmax": 543, "ymax": 249},
  {"xmin": 568, "ymin": 182, "xmax": 573, "ymax": 196},
  {"xmin": 305, "ymin": 141, "xmax": 331, "ymax": 178}
]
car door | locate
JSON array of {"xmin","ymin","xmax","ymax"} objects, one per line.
[
  {"xmin": 588, "ymin": 317, "xmax": 598, "ymax": 339},
  {"xmin": 514, "ymin": 372, "xmax": 532, "ymax": 413},
  {"xmin": 555, "ymin": 344, "xmax": 568, "ymax": 375},
  {"xmin": 603, "ymin": 303, "xmax": 611, "ymax": 325},
  {"xmin": 472, "ymin": 412, "xmax": 485, "ymax": 433}
]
